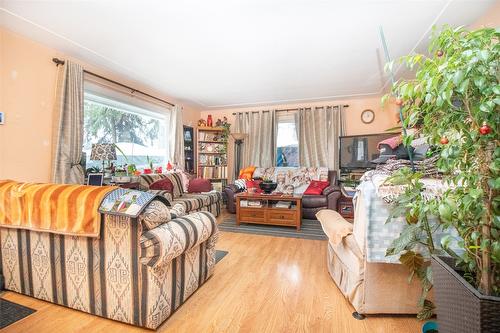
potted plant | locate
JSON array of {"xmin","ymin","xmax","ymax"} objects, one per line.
[{"xmin": 386, "ymin": 26, "xmax": 499, "ymax": 332}]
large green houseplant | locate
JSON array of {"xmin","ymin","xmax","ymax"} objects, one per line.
[{"xmin": 385, "ymin": 26, "xmax": 499, "ymax": 328}]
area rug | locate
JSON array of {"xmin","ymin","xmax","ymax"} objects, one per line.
[
  {"xmin": 219, "ymin": 216, "xmax": 327, "ymax": 240},
  {"xmin": 215, "ymin": 250, "xmax": 228, "ymax": 263},
  {"xmin": 0, "ymin": 298, "xmax": 36, "ymax": 329}
]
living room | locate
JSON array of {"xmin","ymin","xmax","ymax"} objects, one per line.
[{"xmin": 0, "ymin": 1, "xmax": 499, "ymax": 332}]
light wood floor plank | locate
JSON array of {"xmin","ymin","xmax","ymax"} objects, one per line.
[{"xmin": 0, "ymin": 212, "xmax": 421, "ymax": 333}]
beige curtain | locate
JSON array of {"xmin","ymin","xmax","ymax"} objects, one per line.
[
  {"xmin": 169, "ymin": 105, "xmax": 185, "ymax": 169},
  {"xmin": 51, "ymin": 60, "xmax": 85, "ymax": 184},
  {"xmin": 235, "ymin": 110, "xmax": 276, "ymax": 167},
  {"xmin": 298, "ymin": 105, "xmax": 345, "ymax": 171}
]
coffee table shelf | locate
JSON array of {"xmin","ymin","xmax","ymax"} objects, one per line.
[{"xmin": 235, "ymin": 193, "xmax": 302, "ymax": 230}]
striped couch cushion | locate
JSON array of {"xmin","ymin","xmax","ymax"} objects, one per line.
[
  {"xmin": 172, "ymin": 192, "xmax": 222, "ymax": 212},
  {"xmin": 139, "ymin": 174, "xmax": 167, "ymax": 190},
  {"xmin": 140, "ymin": 211, "xmax": 217, "ymax": 267},
  {"xmin": 164, "ymin": 172, "xmax": 184, "ymax": 198}
]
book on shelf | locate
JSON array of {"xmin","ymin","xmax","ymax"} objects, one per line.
[
  {"xmin": 199, "ymin": 154, "xmax": 226, "ymax": 166},
  {"xmin": 198, "ymin": 131, "xmax": 227, "ymax": 142},
  {"xmin": 199, "ymin": 166, "xmax": 227, "ymax": 179},
  {"xmin": 275, "ymin": 201, "xmax": 292, "ymax": 209},
  {"xmin": 247, "ymin": 200, "xmax": 263, "ymax": 207}
]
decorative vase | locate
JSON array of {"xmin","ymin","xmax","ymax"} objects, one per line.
[
  {"xmin": 207, "ymin": 115, "xmax": 213, "ymax": 127},
  {"xmin": 259, "ymin": 181, "xmax": 277, "ymax": 194},
  {"xmin": 431, "ymin": 255, "xmax": 500, "ymax": 333},
  {"xmin": 144, "ymin": 168, "xmax": 152, "ymax": 174}
]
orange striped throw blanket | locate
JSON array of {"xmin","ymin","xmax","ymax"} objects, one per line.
[{"xmin": 0, "ymin": 180, "xmax": 118, "ymax": 237}]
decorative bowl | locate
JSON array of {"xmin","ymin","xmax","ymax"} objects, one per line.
[{"xmin": 259, "ymin": 181, "xmax": 277, "ymax": 194}]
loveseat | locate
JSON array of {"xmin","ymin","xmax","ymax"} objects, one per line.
[
  {"xmin": 139, "ymin": 172, "xmax": 222, "ymax": 217},
  {"xmin": 224, "ymin": 167, "xmax": 341, "ymax": 219},
  {"xmin": 0, "ymin": 181, "xmax": 218, "ymax": 329}
]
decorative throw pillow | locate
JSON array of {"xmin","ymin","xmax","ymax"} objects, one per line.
[
  {"xmin": 245, "ymin": 179, "xmax": 263, "ymax": 193},
  {"xmin": 304, "ymin": 180, "xmax": 330, "ymax": 195},
  {"xmin": 188, "ymin": 178, "xmax": 212, "ymax": 193},
  {"xmin": 139, "ymin": 200, "xmax": 171, "ymax": 231},
  {"xmin": 239, "ymin": 166, "xmax": 256, "ymax": 180},
  {"xmin": 149, "ymin": 178, "xmax": 174, "ymax": 192},
  {"xmin": 234, "ymin": 179, "xmax": 247, "ymax": 191}
]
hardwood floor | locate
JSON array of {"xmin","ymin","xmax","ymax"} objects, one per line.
[{"xmin": 1, "ymin": 211, "xmax": 421, "ymax": 333}]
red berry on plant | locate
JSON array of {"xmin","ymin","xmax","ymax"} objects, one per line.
[
  {"xmin": 479, "ymin": 122, "xmax": 492, "ymax": 135},
  {"xmin": 437, "ymin": 50, "xmax": 444, "ymax": 57},
  {"xmin": 440, "ymin": 137, "xmax": 449, "ymax": 144}
]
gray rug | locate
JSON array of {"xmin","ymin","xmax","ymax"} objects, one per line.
[
  {"xmin": 220, "ymin": 216, "xmax": 327, "ymax": 240},
  {"xmin": 215, "ymin": 250, "xmax": 228, "ymax": 263},
  {"xmin": 0, "ymin": 298, "xmax": 36, "ymax": 328}
]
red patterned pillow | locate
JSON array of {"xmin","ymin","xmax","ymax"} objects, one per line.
[
  {"xmin": 150, "ymin": 178, "xmax": 174, "ymax": 192},
  {"xmin": 188, "ymin": 178, "xmax": 212, "ymax": 193},
  {"xmin": 304, "ymin": 180, "xmax": 330, "ymax": 195},
  {"xmin": 245, "ymin": 179, "xmax": 263, "ymax": 193}
]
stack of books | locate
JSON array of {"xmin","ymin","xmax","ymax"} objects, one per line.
[{"xmin": 275, "ymin": 201, "xmax": 292, "ymax": 209}]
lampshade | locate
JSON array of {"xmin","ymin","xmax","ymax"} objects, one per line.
[
  {"xmin": 90, "ymin": 143, "xmax": 117, "ymax": 161},
  {"xmin": 231, "ymin": 132, "xmax": 247, "ymax": 141}
]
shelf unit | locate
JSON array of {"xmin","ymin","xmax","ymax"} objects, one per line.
[
  {"xmin": 196, "ymin": 126, "xmax": 228, "ymax": 192},
  {"xmin": 183, "ymin": 125, "xmax": 195, "ymax": 174}
]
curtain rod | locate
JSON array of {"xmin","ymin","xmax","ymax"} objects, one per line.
[
  {"xmin": 52, "ymin": 58, "xmax": 175, "ymax": 107},
  {"xmin": 231, "ymin": 105, "xmax": 349, "ymax": 115}
]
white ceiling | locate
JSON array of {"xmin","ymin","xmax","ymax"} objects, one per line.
[{"xmin": 0, "ymin": 0, "xmax": 496, "ymax": 108}]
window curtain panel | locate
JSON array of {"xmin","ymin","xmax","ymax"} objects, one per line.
[
  {"xmin": 234, "ymin": 110, "xmax": 276, "ymax": 168},
  {"xmin": 298, "ymin": 105, "xmax": 345, "ymax": 171},
  {"xmin": 51, "ymin": 60, "xmax": 85, "ymax": 184},
  {"xmin": 169, "ymin": 105, "xmax": 185, "ymax": 169}
]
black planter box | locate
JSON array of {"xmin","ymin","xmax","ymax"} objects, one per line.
[{"xmin": 431, "ymin": 255, "xmax": 500, "ymax": 333}]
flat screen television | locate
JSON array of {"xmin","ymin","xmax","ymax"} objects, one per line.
[{"xmin": 340, "ymin": 132, "xmax": 400, "ymax": 171}]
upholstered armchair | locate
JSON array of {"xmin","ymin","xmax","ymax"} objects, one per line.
[{"xmin": 224, "ymin": 170, "xmax": 341, "ymax": 219}]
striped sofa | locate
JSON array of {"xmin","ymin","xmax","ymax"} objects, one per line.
[
  {"xmin": 139, "ymin": 172, "xmax": 222, "ymax": 217},
  {"xmin": 0, "ymin": 197, "xmax": 219, "ymax": 329}
]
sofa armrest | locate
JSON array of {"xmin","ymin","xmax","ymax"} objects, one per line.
[
  {"xmin": 140, "ymin": 211, "xmax": 218, "ymax": 268},
  {"xmin": 316, "ymin": 210, "xmax": 353, "ymax": 244},
  {"xmin": 224, "ymin": 184, "xmax": 243, "ymax": 213},
  {"xmin": 322, "ymin": 185, "xmax": 340, "ymax": 196}
]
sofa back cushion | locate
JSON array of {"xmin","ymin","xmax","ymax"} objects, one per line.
[
  {"xmin": 252, "ymin": 167, "xmax": 329, "ymax": 194},
  {"xmin": 188, "ymin": 178, "xmax": 212, "ymax": 193},
  {"xmin": 164, "ymin": 172, "xmax": 184, "ymax": 198},
  {"xmin": 150, "ymin": 178, "xmax": 174, "ymax": 192}
]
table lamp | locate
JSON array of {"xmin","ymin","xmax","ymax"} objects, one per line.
[{"xmin": 90, "ymin": 143, "xmax": 117, "ymax": 174}]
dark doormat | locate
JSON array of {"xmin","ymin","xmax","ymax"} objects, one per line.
[
  {"xmin": 215, "ymin": 250, "xmax": 228, "ymax": 263},
  {"xmin": 0, "ymin": 298, "xmax": 36, "ymax": 329}
]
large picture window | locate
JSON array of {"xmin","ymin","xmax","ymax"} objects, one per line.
[
  {"xmin": 276, "ymin": 111, "xmax": 299, "ymax": 167},
  {"xmin": 83, "ymin": 93, "xmax": 168, "ymax": 170}
]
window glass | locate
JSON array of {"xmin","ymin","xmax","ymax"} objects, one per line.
[
  {"xmin": 83, "ymin": 93, "xmax": 168, "ymax": 171},
  {"xmin": 276, "ymin": 112, "xmax": 299, "ymax": 167}
]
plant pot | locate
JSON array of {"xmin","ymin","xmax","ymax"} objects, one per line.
[
  {"xmin": 431, "ymin": 255, "xmax": 500, "ymax": 333},
  {"xmin": 259, "ymin": 182, "xmax": 277, "ymax": 194}
]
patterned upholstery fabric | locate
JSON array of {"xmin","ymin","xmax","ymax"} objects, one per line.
[
  {"xmin": 0, "ymin": 204, "xmax": 218, "ymax": 329},
  {"xmin": 172, "ymin": 192, "xmax": 222, "ymax": 213},
  {"xmin": 138, "ymin": 174, "xmax": 167, "ymax": 191},
  {"xmin": 142, "ymin": 173, "xmax": 222, "ymax": 217},
  {"xmin": 252, "ymin": 167, "xmax": 329, "ymax": 194}
]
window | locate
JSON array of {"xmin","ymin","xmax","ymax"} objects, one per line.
[
  {"xmin": 83, "ymin": 93, "xmax": 168, "ymax": 171},
  {"xmin": 276, "ymin": 111, "xmax": 299, "ymax": 167}
]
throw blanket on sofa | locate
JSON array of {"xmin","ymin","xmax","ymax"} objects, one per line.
[{"xmin": 0, "ymin": 180, "xmax": 117, "ymax": 237}]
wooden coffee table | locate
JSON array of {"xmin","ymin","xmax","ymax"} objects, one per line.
[{"xmin": 235, "ymin": 192, "xmax": 302, "ymax": 230}]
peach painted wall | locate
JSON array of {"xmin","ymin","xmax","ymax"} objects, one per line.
[
  {"xmin": 0, "ymin": 27, "xmax": 201, "ymax": 182},
  {"xmin": 469, "ymin": 1, "xmax": 500, "ymax": 29},
  {"xmin": 200, "ymin": 96, "xmax": 399, "ymax": 180}
]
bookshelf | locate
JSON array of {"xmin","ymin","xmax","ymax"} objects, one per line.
[{"xmin": 196, "ymin": 126, "xmax": 228, "ymax": 192}]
